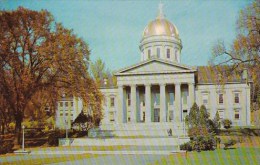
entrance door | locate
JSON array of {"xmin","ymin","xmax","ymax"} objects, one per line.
[{"xmin": 154, "ymin": 108, "xmax": 160, "ymax": 122}]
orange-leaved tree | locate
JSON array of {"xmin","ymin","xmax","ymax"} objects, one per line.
[{"xmin": 0, "ymin": 7, "xmax": 102, "ymax": 145}]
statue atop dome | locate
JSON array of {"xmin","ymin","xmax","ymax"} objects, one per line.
[{"xmin": 157, "ymin": 2, "xmax": 165, "ymax": 19}]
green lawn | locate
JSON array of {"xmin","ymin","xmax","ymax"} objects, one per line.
[
  {"xmin": 152, "ymin": 147, "xmax": 260, "ymax": 165},
  {"xmin": 1, "ymin": 137, "xmax": 260, "ymax": 165}
]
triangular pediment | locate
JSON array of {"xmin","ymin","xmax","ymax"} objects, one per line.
[{"xmin": 115, "ymin": 58, "xmax": 196, "ymax": 76}]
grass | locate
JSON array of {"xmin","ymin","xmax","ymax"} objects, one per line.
[
  {"xmin": 151, "ymin": 136, "xmax": 260, "ymax": 165},
  {"xmin": 151, "ymin": 147, "xmax": 260, "ymax": 165},
  {"xmin": 0, "ymin": 146, "xmax": 127, "ymax": 165},
  {"xmin": 1, "ymin": 137, "xmax": 260, "ymax": 165},
  {"xmin": 0, "ymin": 153, "xmax": 98, "ymax": 165}
]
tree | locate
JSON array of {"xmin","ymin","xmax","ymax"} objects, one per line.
[
  {"xmin": 212, "ymin": 111, "xmax": 221, "ymax": 133},
  {"xmin": 222, "ymin": 119, "xmax": 232, "ymax": 129},
  {"xmin": 199, "ymin": 105, "xmax": 209, "ymax": 126},
  {"xmin": 90, "ymin": 58, "xmax": 117, "ymax": 87},
  {"xmin": 184, "ymin": 103, "xmax": 217, "ymax": 151},
  {"xmin": 72, "ymin": 110, "xmax": 93, "ymax": 133},
  {"xmin": 90, "ymin": 58, "xmax": 105, "ymax": 86},
  {"xmin": 185, "ymin": 103, "xmax": 199, "ymax": 128},
  {"xmin": 0, "ymin": 7, "xmax": 102, "ymax": 145},
  {"xmin": 211, "ymin": 0, "xmax": 260, "ymax": 106},
  {"xmin": 185, "ymin": 103, "xmax": 209, "ymax": 129}
]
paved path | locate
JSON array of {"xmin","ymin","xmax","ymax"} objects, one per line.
[
  {"xmin": 30, "ymin": 150, "xmax": 183, "ymax": 155},
  {"xmin": 1, "ymin": 146, "xmax": 182, "ymax": 164}
]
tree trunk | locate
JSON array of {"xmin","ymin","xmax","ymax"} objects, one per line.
[
  {"xmin": 1, "ymin": 121, "xmax": 5, "ymax": 135},
  {"xmin": 14, "ymin": 112, "xmax": 23, "ymax": 146}
]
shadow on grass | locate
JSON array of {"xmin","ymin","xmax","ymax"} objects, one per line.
[{"xmin": 224, "ymin": 147, "xmax": 236, "ymax": 150}]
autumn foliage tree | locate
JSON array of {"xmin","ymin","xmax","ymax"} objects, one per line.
[
  {"xmin": 0, "ymin": 7, "xmax": 102, "ymax": 144},
  {"xmin": 211, "ymin": 0, "xmax": 260, "ymax": 107}
]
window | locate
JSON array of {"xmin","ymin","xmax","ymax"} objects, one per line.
[
  {"xmin": 60, "ymin": 113, "xmax": 63, "ymax": 116},
  {"xmin": 142, "ymin": 112, "xmax": 145, "ymax": 122},
  {"xmin": 65, "ymin": 113, "xmax": 68, "ymax": 116},
  {"xmin": 182, "ymin": 110, "xmax": 188, "ymax": 121},
  {"xmin": 234, "ymin": 110, "xmax": 240, "ymax": 120},
  {"xmin": 110, "ymin": 97, "xmax": 115, "ymax": 107},
  {"xmin": 71, "ymin": 114, "xmax": 73, "ymax": 116},
  {"xmin": 169, "ymin": 92, "xmax": 174, "ymax": 105},
  {"xmin": 71, "ymin": 102, "xmax": 73, "ymax": 106},
  {"xmin": 65, "ymin": 102, "xmax": 68, "ymax": 107},
  {"xmin": 234, "ymin": 93, "xmax": 239, "ymax": 103},
  {"xmin": 218, "ymin": 110, "xmax": 224, "ymax": 119},
  {"xmin": 140, "ymin": 93, "xmax": 145, "ymax": 106},
  {"xmin": 219, "ymin": 94, "xmax": 223, "ymax": 104},
  {"xmin": 127, "ymin": 93, "xmax": 131, "ymax": 106},
  {"xmin": 60, "ymin": 102, "xmax": 63, "ymax": 107},
  {"xmin": 109, "ymin": 112, "xmax": 115, "ymax": 122},
  {"xmin": 202, "ymin": 94, "xmax": 208, "ymax": 105},
  {"xmin": 182, "ymin": 90, "xmax": 188, "ymax": 105},
  {"xmin": 148, "ymin": 49, "xmax": 151, "ymax": 59},
  {"xmin": 167, "ymin": 49, "xmax": 170, "ymax": 58},
  {"xmin": 154, "ymin": 92, "xmax": 160, "ymax": 105},
  {"xmin": 157, "ymin": 48, "xmax": 160, "ymax": 58},
  {"xmin": 169, "ymin": 111, "xmax": 173, "ymax": 122},
  {"xmin": 235, "ymin": 113, "xmax": 239, "ymax": 120}
]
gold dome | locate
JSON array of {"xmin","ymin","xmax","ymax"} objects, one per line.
[
  {"xmin": 143, "ymin": 18, "xmax": 179, "ymax": 38},
  {"xmin": 142, "ymin": 3, "xmax": 179, "ymax": 38}
]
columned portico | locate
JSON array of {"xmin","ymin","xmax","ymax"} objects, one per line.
[
  {"xmin": 175, "ymin": 83, "xmax": 181, "ymax": 122},
  {"xmin": 130, "ymin": 84, "xmax": 137, "ymax": 122},
  {"xmin": 145, "ymin": 84, "xmax": 152, "ymax": 122},
  {"xmin": 160, "ymin": 83, "xmax": 166, "ymax": 122}
]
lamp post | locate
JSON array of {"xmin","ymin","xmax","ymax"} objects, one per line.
[
  {"xmin": 22, "ymin": 125, "xmax": 25, "ymax": 151},
  {"xmin": 14, "ymin": 125, "xmax": 30, "ymax": 154}
]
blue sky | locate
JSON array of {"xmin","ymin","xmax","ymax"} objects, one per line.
[{"xmin": 0, "ymin": 0, "xmax": 253, "ymax": 71}]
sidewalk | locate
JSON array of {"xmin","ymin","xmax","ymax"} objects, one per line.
[{"xmin": 30, "ymin": 150, "xmax": 185, "ymax": 155}]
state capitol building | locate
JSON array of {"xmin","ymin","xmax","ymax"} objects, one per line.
[{"xmin": 56, "ymin": 4, "xmax": 251, "ymax": 136}]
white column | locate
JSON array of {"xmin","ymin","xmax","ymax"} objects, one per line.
[
  {"xmin": 175, "ymin": 83, "xmax": 181, "ymax": 122},
  {"xmin": 131, "ymin": 84, "xmax": 137, "ymax": 123},
  {"xmin": 188, "ymin": 83, "xmax": 195, "ymax": 108},
  {"xmin": 160, "ymin": 83, "xmax": 166, "ymax": 122},
  {"xmin": 105, "ymin": 100, "xmax": 109, "ymax": 124},
  {"xmin": 118, "ymin": 85, "xmax": 125, "ymax": 123},
  {"xmin": 145, "ymin": 84, "xmax": 151, "ymax": 122}
]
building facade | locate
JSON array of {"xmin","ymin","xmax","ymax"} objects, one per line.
[
  {"xmin": 99, "ymin": 5, "xmax": 251, "ymax": 135},
  {"xmin": 55, "ymin": 96, "xmax": 83, "ymax": 129}
]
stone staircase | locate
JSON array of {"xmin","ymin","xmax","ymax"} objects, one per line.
[
  {"xmin": 66, "ymin": 122, "xmax": 190, "ymax": 147},
  {"xmin": 70, "ymin": 137, "xmax": 189, "ymax": 146},
  {"xmin": 98, "ymin": 122, "xmax": 187, "ymax": 137}
]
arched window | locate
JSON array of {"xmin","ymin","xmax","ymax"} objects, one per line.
[
  {"xmin": 157, "ymin": 48, "xmax": 160, "ymax": 58},
  {"xmin": 167, "ymin": 48, "xmax": 170, "ymax": 58},
  {"xmin": 148, "ymin": 49, "xmax": 151, "ymax": 59}
]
